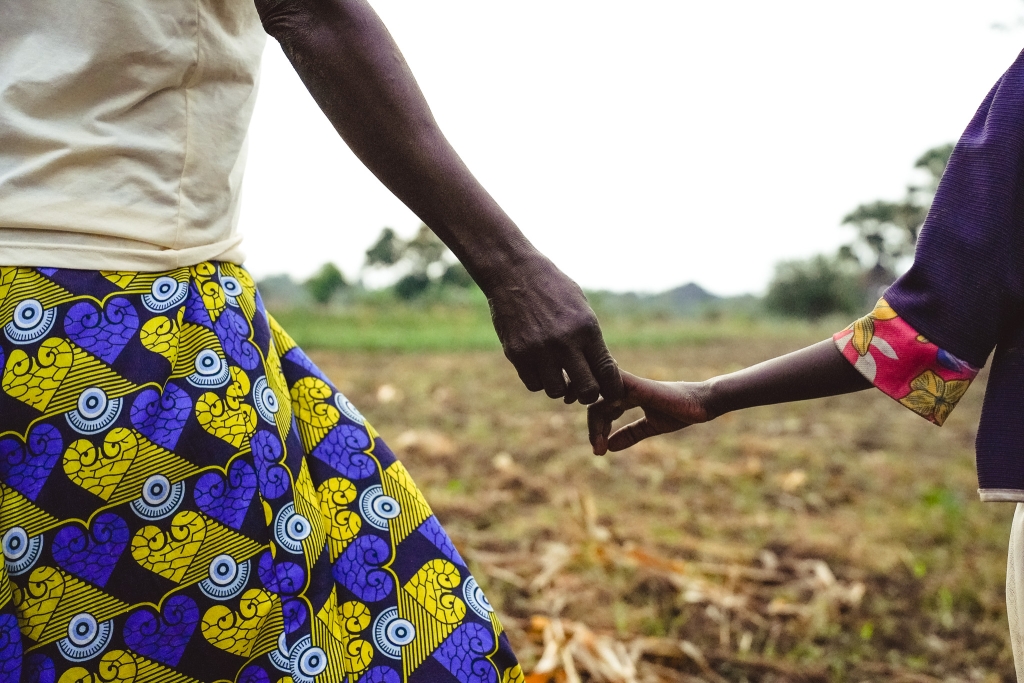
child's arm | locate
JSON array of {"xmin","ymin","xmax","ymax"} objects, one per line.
[{"xmin": 588, "ymin": 340, "xmax": 871, "ymax": 454}]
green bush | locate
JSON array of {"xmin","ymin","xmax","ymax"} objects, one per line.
[
  {"xmin": 764, "ymin": 255, "xmax": 865, "ymax": 320},
  {"xmin": 304, "ymin": 263, "xmax": 348, "ymax": 305}
]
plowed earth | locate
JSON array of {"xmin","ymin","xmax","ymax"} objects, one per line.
[{"xmin": 311, "ymin": 334, "xmax": 1012, "ymax": 682}]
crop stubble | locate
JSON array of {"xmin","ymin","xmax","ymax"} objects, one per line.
[{"xmin": 309, "ymin": 333, "xmax": 1013, "ymax": 682}]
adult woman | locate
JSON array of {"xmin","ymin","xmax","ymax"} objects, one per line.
[{"xmin": 0, "ymin": 1, "xmax": 621, "ymax": 681}]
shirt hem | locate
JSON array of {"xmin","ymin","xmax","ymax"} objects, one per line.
[
  {"xmin": 979, "ymin": 489, "xmax": 1024, "ymax": 503},
  {"xmin": 0, "ymin": 236, "xmax": 245, "ymax": 271}
]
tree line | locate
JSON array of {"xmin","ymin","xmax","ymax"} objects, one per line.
[
  {"xmin": 764, "ymin": 143, "xmax": 953, "ymax": 319},
  {"xmin": 303, "ymin": 224, "xmax": 474, "ymax": 304}
]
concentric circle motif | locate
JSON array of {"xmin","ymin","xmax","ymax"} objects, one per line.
[
  {"xmin": 130, "ymin": 477, "xmax": 185, "ymax": 520},
  {"xmin": 220, "ymin": 275, "xmax": 242, "ymax": 306},
  {"xmin": 269, "ymin": 632, "xmax": 292, "ymax": 672},
  {"xmin": 66, "ymin": 388, "xmax": 122, "ymax": 435},
  {"xmin": 334, "ymin": 392, "xmax": 364, "ymax": 425},
  {"xmin": 2, "ymin": 527, "xmax": 42, "ymax": 575},
  {"xmin": 372, "ymin": 608, "xmax": 415, "ymax": 659},
  {"xmin": 463, "ymin": 576, "xmax": 494, "ymax": 620},
  {"xmin": 274, "ymin": 503, "xmax": 312, "ymax": 554},
  {"xmin": 4, "ymin": 299, "xmax": 56, "ymax": 344},
  {"xmin": 289, "ymin": 637, "xmax": 329, "ymax": 683},
  {"xmin": 187, "ymin": 349, "xmax": 230, "ymax": 388},
  {"xmin": 142, "ymin": 276, "xmax": 188, "ymax": 312},
  {"xmin": 199, "ymin": 555, "xmax": 250, "ymax": 600},
  {"xmin": 359, "ymin": 486, "xmax": 400, "ymax": 531},
  {"xmin": 57, "ymin": 614, "xmax": 113, "ymax": 662},
  {"xmin": 253, "ymin": 376, "xmax": 280, "ymax": 423}
]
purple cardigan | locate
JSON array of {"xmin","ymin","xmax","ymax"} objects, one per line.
[{"xmin": 885, "ymin": 48, "xmax": 1024, "ymax": 501}]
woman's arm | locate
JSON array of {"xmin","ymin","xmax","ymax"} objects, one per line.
[
  {"xmin": 588, "ymin": 340, "xmax": 872, "ymax": 454},
  {"xmin": 254, "ymin": 0, "xmax": 621, "ymax": 405}
]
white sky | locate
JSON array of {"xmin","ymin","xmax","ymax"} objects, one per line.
[{"xmin": 240, "ymin": 0, "xmax": 1024, "ymax": 296}]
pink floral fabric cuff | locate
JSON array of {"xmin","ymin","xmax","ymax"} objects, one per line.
[{"xmin": 833, "ymin": 298, "xmax": 980, "ymax": 426}]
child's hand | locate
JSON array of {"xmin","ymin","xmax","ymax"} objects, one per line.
[{"xmin": 587, "ymin": 371, "xmax": 711, "ymax": 454}]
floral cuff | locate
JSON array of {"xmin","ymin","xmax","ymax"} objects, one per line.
[{"xmin": 833, "ymin": 298, "xmax": 980, "ymax": 426}]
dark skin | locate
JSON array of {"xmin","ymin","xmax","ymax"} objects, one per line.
[
  {"xmin": 254, "ymin": 0, "xmax": 622, "ymax": 405},
  {"xmin": 588, "ymin": 339, "xmax": 873, "ymax": 454}
]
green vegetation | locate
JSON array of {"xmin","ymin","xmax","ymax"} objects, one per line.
[
  {"xmin": 766, "ymin": 143, "xmax": 954, "ymax": 318},
  {"xmin": 303, "ymin": 262, "xmax": 347, "ymax": 304},
  {"xmin": 764, "ymin": 255, "xmax": 864, "ymax": 320},
  {"xmin": 267, "ymin": 295, "xmax": 842, "ymax": 353}
]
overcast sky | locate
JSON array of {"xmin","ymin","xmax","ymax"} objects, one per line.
[{"xmin": 239, "ymin": 0, "xmax": 1024, "ymax": 296}]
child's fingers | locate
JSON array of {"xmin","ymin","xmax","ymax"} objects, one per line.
[
  {"xmin": 606, "ymin": 417, "xmax": 662, "ymax": 451},
  {"xmin": 587, "ymin": 404, "xmax": 609, "ymax": 455},
  {"xmin": 587, "ymin": 399, "xmax": 622, "ymax": 455},
  {"xmin": 607, "ymin": 410, "xmax": 689, "ymax": 451}
]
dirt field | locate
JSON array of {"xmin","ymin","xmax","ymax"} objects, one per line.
[{"xmin": 310, "ymin": 334, "xmax": 1013, "ymax": 682}]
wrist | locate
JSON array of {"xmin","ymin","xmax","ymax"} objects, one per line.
[
  {"xmin": 471, "ymin": 244, "xmax": 549, "ymax": 296},
  {"xmin": 700, "ymin": 377, "xmax": 727, "ymax": 420}
]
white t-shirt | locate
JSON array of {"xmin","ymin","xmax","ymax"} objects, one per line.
[{"xmin": 0, "ymin": 0, "xmax": 266, "ymax": 271}]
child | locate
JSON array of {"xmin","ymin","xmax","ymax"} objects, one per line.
[{"xmin": 588, "ymin": 47, "xmax": 1024, "ymax": 676}]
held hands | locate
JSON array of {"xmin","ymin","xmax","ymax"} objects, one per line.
[
  {"xmin": 587, "ymin": 371, "xmax": 714, "ymax": 455},
  {"xmin": 485, "ymin": 255, "xmax": 623, "ymax": 406}
]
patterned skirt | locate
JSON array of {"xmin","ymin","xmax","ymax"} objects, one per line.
[{"xmin": 0, "ymin": 264, "xmax": 522, "ymax": 683}]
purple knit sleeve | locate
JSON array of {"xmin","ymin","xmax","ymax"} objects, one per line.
[
  {"xmin": 884, "ymin": 49, "xmax": 1024, "ymax": 369},
  {"xmin": 882, "ymin": 49, "xmax": 1024, "ymax": 495}
]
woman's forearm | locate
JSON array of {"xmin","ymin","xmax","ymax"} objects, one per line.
[
  {"xmin": 255, "ymin": 0, "xmax": 537, "ymax": 287},
  {"xmin": 704, "ymin": 339, "xmax": 872, "ymax": 418},
  {"xmin": 254, "ymin": 0, "xmax": 623, "ymax": 404}
]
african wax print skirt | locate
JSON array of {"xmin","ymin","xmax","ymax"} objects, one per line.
[{"xmin": 0, "ymin": 264, "xmax": 522, "ymax": 683}]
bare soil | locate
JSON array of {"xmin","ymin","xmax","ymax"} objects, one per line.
[{"xmin": 311, "ymin": 336, "xmax": 1013, "ymax": 682}]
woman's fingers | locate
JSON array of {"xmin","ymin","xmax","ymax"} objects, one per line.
[
  {"xmin": 538, "ymin": 359, "xmax": 568, "ymax": 399},
  {"xmin": 561, "ymin": 350, "xmax": 600, "ymax": 405}
]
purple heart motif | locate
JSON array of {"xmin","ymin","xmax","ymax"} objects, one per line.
[
  {"xmin": 282, "ymin": 598, "xmax": 307, "ymax": 634},
  {"xmin": 193, "ymin": 459, "xmax": 257, "ymax": 529},
  {"xmin": 433, "ymin": 623, "xmax": 497, "ymax": 683},
  {"xmin": 23, "ymin": 653, "xmax": 53, "ymax": 683},
  {"xmin": 238, "ymin": 665, "xmax": 269, "ymax": 683},
  {"xmin": 123, "ymin": 595, "xmax": 199, "ymax": 667},
  {"xmin": 214, "ymin": 309, "xmax": 259, "ymax": 371},
  {"xmin": 333, "ymin": 535, "xmax": 393, "ymax": 602},
  {"xmin": 183, "ymin": 283, "xmax": 214, "ymax": 329},
  {"xmin": 362, "ymin": 668, "xmax": 400, "ymax": 683},
  {"xmin": 64, "ymin": 298, "xmax": 139, "ymax": 364},
  {"xmin": 130, "ymin": 384, "xmax": 191, "ymax": 450},
  {"xmin": 0, "ymin": 613, "xmax": 23, "ymax": 683},
  {"xmin": 257, "ymin": 550, "xmax": 305, "ymax": 596},
  {"xmin": 250, "ymin": 431, "xmax": 290, "ymax": 500},
  {"xmin": 283, "ymin": 347, "xmax": 331, "ymax": 384},
  {"xmin": 417, "ymin": 516, "xmax": 465, "ymax": 567},
  {"xmin": 312, "ymin": 425, "xmax": 375, "ymax": 480},
  {"xmin": 51, "ymin": 513, "xmax": 129, "ymax": 587},
  {"xmin": 0, "ymin": 424, "xmax": 62, "ymax": 501}
]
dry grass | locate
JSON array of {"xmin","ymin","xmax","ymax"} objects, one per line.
[{"xmin": 310, "ymin": 332, "xmax": 1013, "ymax": 682}]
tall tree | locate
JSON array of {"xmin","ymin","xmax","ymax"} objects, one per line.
[
  {"xmin": 362, "ymin": 224, "xmax": 468, "ymax": 298},
  {"xmin": 841, "ymin": 143, "xmax": 953, "ymax": 280}
]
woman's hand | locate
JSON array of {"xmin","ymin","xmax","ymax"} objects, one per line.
[
  {"xmin": 485, "ymin": 255, "xmax": 621, "ymax": 405},
  {"xmin": 257, "ymin": 0, "xmax": 622, "ymax": 406},
  {"xmin": 587, "ymin": 371, "xmax": 712, "ymax": 454}
]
